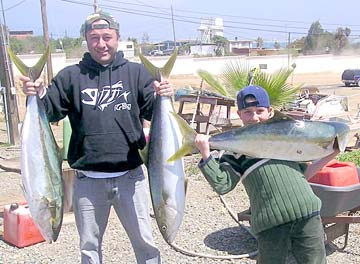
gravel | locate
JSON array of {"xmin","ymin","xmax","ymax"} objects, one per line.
[{"xmin": 1, "ymin": 150, "xmax": 360, "ymax": 264}]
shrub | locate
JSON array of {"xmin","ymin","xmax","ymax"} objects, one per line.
[{"xmin": 337, "ymin": 150, "xmax": 360, "ymax": 166}]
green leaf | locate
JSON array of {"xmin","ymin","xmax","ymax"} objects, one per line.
[{"xmin": 196, "ymin": 69, "xmax": 229, "ymax": 96}]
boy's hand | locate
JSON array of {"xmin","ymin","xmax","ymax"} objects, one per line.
[{"xmin": 195, "ymin": 134, "xmax": 211, "ymax": 160}]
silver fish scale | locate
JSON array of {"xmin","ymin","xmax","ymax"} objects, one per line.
[
  {"xmin": 209, "ymin": 119, "xmax": 350, "ymax": 162},
  {"xmin": 21, "ymin": 96, "xmax": 63, "ymax": 242},
  {"xmin": 147, "ymin": 96, "xmax": 186, "ymax": 244}
]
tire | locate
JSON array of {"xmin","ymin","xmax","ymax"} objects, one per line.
[{"xmin": 345, "ymin": 82, "xmax": 350, "ymax": 87}]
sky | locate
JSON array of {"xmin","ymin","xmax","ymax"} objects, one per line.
[{"xmin": 2, "ymin": 0, "xmax": 360, "ymax": 44}]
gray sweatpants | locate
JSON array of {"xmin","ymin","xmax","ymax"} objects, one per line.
[{"xmin": 73, "ymin": 166, "xmax": 161, "ymax": 264}]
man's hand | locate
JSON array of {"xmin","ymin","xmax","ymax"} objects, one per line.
[
  {"xmin": 154, "ymin": 80, "xmax": 174, "ymax": 97},
  {"xmin": 19, "ymin": 75, "xmax": 46, "ymax": 97}
]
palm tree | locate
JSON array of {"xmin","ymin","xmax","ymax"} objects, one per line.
[{"xmin": 197, "ymin": 61, "xmax": 301, "ymax": 110}]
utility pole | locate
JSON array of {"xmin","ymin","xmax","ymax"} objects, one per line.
[
  {"xmin": 0, "ymin": 24, "xmax": 20, "ymax": 145},
  {"xmin": 93, "ymin": 0, "xmax": 99, "ymax": 12},
  {"xmin": 287, "ymin": 32, "xmax": 291, "ymax": 69},
  {"xmin": 171, "ymin": 2, "xmax": 176, "ymax": 48},
  {"xmin": 40, "ymin": 0, "xmax": 53, "ymax": 83}
]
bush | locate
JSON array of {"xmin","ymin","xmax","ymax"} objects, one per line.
[{"xmin": 337, "ymin": 150, "xmax": 360, "ymax": 166}]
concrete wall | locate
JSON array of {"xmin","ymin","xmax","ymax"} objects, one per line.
[{"xmin": 11, "ymin": 53, "xmax": 360, "ymax": 78}]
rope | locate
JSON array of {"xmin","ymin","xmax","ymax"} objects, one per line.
[{"xmin": 166, "ymin": 194, "xmax": 258, "ymax": 260}]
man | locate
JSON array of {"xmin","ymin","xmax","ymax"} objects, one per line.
[{"xmin": 21, "ymin": 10, "xmax": 172, "ymax": 264}]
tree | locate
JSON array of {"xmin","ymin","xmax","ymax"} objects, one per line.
[
  {"xmin": 8, "ymin": 37, "xmax": 24, "ymax": 54},
  {"xmin": 290, "ymin": 37, "xmax": 305, "ymax": 53},
  {"xmin": 274, "ymin": 41, "xmax": 281, "ymax": 50},
  {"xmin": 212, "ymin": 35, "xmax": 228, "ymax": 56},
  {"xmin": 303, "ymin": 21, "xmax": 324, "ymax": 54},
  {"xmin": 197, "ymin": 61, "xmax": 301, "ymax": 110},
  {"xmin": 256, "ymin": 37, "xmax": 264, "ymax": 48},
  {"xmin": 141, "ymin": 32, "xmax": 150, "ymax": 44},
  {"xmin": 334, "ymin": 27, "xmax": 351, "ymax": 54}
]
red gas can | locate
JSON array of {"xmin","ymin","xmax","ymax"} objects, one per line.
[
  {"xmin": 3, "ymin": 202, "xmax": 45, "ymax": 247},
  {"xmin": 308, "ymin": 159, "xmax": 359, "ymax": 187}
]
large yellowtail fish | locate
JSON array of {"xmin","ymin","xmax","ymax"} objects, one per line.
[
  {"xmin": 8, "ymin": 47, "xmax": 63, "ymax": 242},
  {"xmin": 139, "ymin": 49, "xmax": 187, "ymax": 244},
  {"xmin": 168, "ymin": 110, "xmax": 350, "ymax": 162}
]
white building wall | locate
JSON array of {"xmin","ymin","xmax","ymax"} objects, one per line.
[{"xmin": 11, "ymin": 53, "xmax": 360, "ymax": 78}]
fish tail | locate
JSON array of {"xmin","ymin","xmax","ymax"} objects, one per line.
[
  {"xmin": 139, "ymin": 48, "xmax": 178, "ymax": 80},
  {"xmin": 167, "ymin": 111, "xmax": 197, "ymax": 162},
  {"xmin": 8, "ymin": 46, "xmax": 50, "ymax": 81}
]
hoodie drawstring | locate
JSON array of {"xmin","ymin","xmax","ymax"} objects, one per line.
[{"xmin": 94, "ymin": 65, "xmax": 113, "ymax": 110}]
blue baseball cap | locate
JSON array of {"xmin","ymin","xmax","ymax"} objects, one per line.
[{"xmin": 237, "ymin": 85, "xmax": 270, "ymax": 110}]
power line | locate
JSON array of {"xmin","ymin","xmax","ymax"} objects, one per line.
[
  {"xmin": 61, "ymin": 0, "xmax": 360, "ymax": 36},
  {"xmin": 1, "ymin": 0, "xmax": 27, "ymax": 11},
  {"xmin": 102, "ymin": 0, "xmax": 360, "ymax": 29},
  {"xmin": 58, "ymin": 0, "xmax": 360, "ymax": 41}
]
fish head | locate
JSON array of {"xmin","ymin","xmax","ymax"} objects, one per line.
[
  {"xmin": 156, "ymin": 200, "xmax": 182, "ymax": 244},
  {"xmin": 31, "ymin": 197, "xmax": 63, "ymax": 242},
  {"xmin": 48, "ymin": 199, "xmax": 64, "ymax": 242}
]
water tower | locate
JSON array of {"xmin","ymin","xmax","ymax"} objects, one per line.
[{"xmin": 198, "ymin": 17, "xmax": 224, "ymax": 44}]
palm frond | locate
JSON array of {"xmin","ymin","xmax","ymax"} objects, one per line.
[
  {"xmin": 196, "ymin": 60, "xmax": 301, "ymax": 111},
  {"xmin": 254, "ymin": 68, "xmax": 300, "ymax": 110},
  {"xmin": 196, "ymin": 69, "xmax": 229, "ymax": 96},
  {"xmin": 220, "ymin": 61, "xmax": 250, "ymax": 95}
]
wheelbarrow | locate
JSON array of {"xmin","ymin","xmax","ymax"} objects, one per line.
[
  {"xmin": 237, "ymin": 167, "xmax": 360, "ymax": 250},
  {"xmin": 309, "ymin": 166, "xmax": 360, "ymax": 249}
]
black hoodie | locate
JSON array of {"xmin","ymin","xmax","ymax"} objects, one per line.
[{"xmin": 41, "ymin": 51, "xmax": 155, "ymax": 172}]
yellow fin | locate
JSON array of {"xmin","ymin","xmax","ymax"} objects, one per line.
[{"xmin": 8, "ymin": 46, "xmax": 50, "ymax": 81}]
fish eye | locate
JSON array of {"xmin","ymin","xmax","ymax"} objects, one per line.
[{"xmin": 161, "ymin": 225, "xmax": 167, "ymax": 231}]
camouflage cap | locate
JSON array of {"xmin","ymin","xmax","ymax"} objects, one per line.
[{"xmin": 81, "ymin": 11, "xmax": 119, "ymax": 35}]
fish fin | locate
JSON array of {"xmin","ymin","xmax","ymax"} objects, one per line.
[
  {"xmin": 335, "ymin": 134, "xmax": 349, "ymax": 152},
  {"xmin": 8, "ymin": 46, "xmax": 50, "ymax": 81},
  {"xmin": 139, "ymin": 48, "xmax": 178, "ymax": 80},
  {"xmin": 160, "ymin": 48, "xmax": 177, "ymax": 78},
  {"xmin": 170, "ymin": 111, "xmax": 197, "ymax": 139},
  {"xmin": 167, "ymin": 144, "xmax": 194, "ymax": 162},
  {"xmin": 166, "ymin": 111, "xmax": 197, "ymax": 162},
  {"xmin": 139, "ymin": 53, "xmax": 160, "ymax": 81},
  {"xmin": 139, "ymin": 143, "xmax": 149, "ymax": 167}
]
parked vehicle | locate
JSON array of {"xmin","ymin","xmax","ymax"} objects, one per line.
[
  {"xmin": 162, "ymin": 49, "xmax": 175, "ymax": 56},
  {"xmin": 148, "ymin": 50, "xmax": 163, "ymax": 56},
  {"xmin": 341, "ymin": 69, "xmax": 360, "ymax": 87}
]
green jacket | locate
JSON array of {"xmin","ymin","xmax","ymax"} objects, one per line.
[{"xmin": 198, "ymin": 153, "xmax": 321, "ymax": 234}]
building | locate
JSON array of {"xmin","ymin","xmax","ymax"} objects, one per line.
[
  {"xmin": 9, "ymin": 30, "xmax": 33, "ymax": 39},
  {"xmin": 117, "ymin": 41, "xmax": 134, "ymax": 58},
  {"xmin": 229, "ymin": 39, "xmax": 253, "ymax": 56},
  {"xmin": 198, "ymin": 17, "xmax": 224, "ymax": 44},
  {"xmin": 190, "ymin": 43, "xmax": 217, "ymax": 56}
]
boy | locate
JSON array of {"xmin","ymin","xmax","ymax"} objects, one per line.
[{"xmin": 194, "ymin": 85, "xmax": 339, "ymax": 264}]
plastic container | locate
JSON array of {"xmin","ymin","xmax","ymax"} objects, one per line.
[
  {"xmin": 308, "ymin": 159, "xmax": 359, "ymax": 187},
  {"xmin": 3, "ymin": 202, "xmax": 45, "ymax": 247},
  {"xmin": 62, "ymin": 116, "xmax": 72, "ymax": 160},
  {"xmin": 309, "ymin": 167, "xmax": 360, "ymax": 217}
]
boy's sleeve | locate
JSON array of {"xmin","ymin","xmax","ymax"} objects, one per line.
[{"xmin": 198, "ymin": 155, "xmax": 241, "ymax": 195}]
